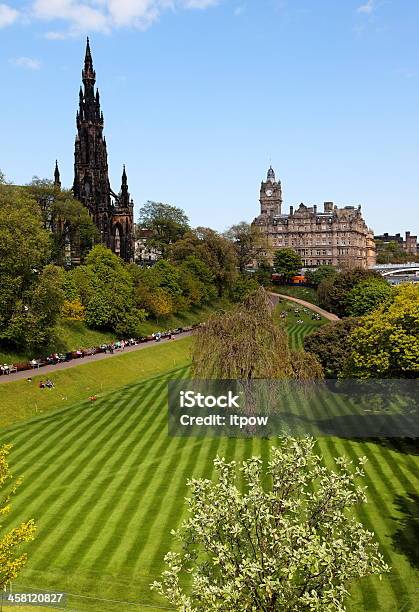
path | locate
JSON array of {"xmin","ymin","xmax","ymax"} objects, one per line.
[
  {"xmin": 1, "ymin": 295, "xmax": 338, "ymax": 385},
  {"xmin": 269, "ymin": 292, "xmax": 340, "ymax": 322},
  {"xmin": 0, "ymin": 331, "xmax": 192, "ymax": 385}
]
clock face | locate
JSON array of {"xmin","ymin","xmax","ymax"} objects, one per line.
[{"xmin": 265, "ymin": 189, "xmax": 273, "ymax": 197}]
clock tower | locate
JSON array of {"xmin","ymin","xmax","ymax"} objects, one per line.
[{"xmin": 259, "ymin": 165, "xmax": 282, "ymax": 217}]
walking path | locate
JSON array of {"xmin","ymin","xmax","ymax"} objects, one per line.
[
  {"xmin": 269, "ymin": 292, "xmax": 340, "ymax": 322},
  {"xmin": 0, "ymin": 332, "xmax": 192, "ymax": 385},
  {"xmin": 1, "ymin": 294, "xmax": 338, "ymax": 385}
]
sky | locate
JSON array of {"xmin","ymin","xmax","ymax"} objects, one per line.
[{"xmin": 0, "ymin": 0, "xmax": 418, "ymax": 235}]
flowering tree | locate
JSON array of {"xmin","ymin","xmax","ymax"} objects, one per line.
[
  {"xmin": 152, "ymin": 437, "xmax": 389, "ymax": 611},
  {"xmin": 0, "ymin": 445, "xmax": 36, "ymax": 589}
]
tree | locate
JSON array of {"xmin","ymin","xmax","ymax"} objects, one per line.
[
  {"xmin": 345, "ymin": 278, "xmax": 393, "ymax": 317},
  {"xmin": 229, "ymin": 275, "xmax": 259, "ymax": 303},
  {"xmin": 61, "ymin": 299, "xmax": 86, "ymax": 321},
  {"xmin": 0, "ymin": 185, "xmax": 65, "ymax": 350},
  {"xmin": 179, "ymin": 256, "xmax": 218, "ymax": 304},
  {"xmin": 0, "ymin": 444, "xmax": 36, "ymax": 590},
  {"xmin": 152, "ymin": 437, "xmax": 389, "ymax": 611},
  {"xmin": 192, "ymin": 288, "xmax": 322, "ymax": 380},
  {"xmin": 343, "ymin": 283, "xmax": 419, "ymax": 378},
  {"xmin": 72, "ymin": 246, "xmax": 146, "ymax": 335},
  {"xmin": 317, "ymin": 268, "xmax": 383, "ymax": 318},
  {"xmin": 304, "ymin": 318, "xmax": 360, "ymax": 378},
  {"xmin": 305, "ymin": 265, "xmax": 337, "ymax": 288},
  {"xmin": 171, "ymin": 228, "xmax": 238, "ymax": 296},
  {"xmin": 224, "ymin": 222, "xmax": 270, "ymax": 272},
  {"xmin": 26, "ymin": 178, "xmax": 98, "ymax": 264},
  {"xmin": 254, "ymin": 258, "xmax": 273, "ymax": 287},
  {"xmin": 273, "ymin": 248, "xmax": 302, "ymax": 282},
  {"xmin": 136, "ymin": 286, "xmax": 173, "ymax": 321},
  {"xmin": 138, "ymin": 201, "xmax": 190, "ymax": 259}
]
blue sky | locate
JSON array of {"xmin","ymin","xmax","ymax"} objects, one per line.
[{"xmin": 1, "ymin": 0, "xmax": 418, "ymax": 235}]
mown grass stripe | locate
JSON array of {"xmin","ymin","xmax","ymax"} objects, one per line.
[
  {"xmin": 32, "ymin": 376, "xmax": 171, "ymax": 570},
  {"xmin": 144, "ymin": 435, "xmax": 224, "ymax": 588},
  {"xmin": 74, "ymin": 377, "xmax": 188, "ymax": 572},
  {"xmin": 3, "ymin": 375, "xmax": 161, "ymax": 469},
  {"xmin": 332, "ymin": 437, "xmax": 410, "ymax": 611},
  {"xmin": 1, "ymin": 392, "xmax": 139, "ymax": 531}
]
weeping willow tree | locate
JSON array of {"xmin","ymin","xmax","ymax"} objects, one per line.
[{"xmin": 192, "ymin": 287, "xmax": 322, "ymax": 380}]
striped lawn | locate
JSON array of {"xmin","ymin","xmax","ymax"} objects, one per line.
[
  {"xmin": 1, "ymin": 367, "xmax": 418, "ymax": 612},
  {"xmin": 274, "ymin": 298, "xmax": 325, "ymax": 350}
]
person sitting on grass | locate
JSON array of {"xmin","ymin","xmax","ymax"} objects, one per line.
[{"xmin": 45, "ymin": 379, "xmax": 55, "ymax": 389}]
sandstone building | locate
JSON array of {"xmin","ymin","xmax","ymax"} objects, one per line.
[
  {"xmin": 253, "ymin": 167, "xmax": 376, "ymax": 269},
  {"xmin": 374, "ymin": 231, "xmax": 418, "ymax": 257}
]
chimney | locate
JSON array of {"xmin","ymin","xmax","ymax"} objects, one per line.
[
  {"xmin": 290, "ymin": 205, "xmax": 294, "ymax": 215},
  {"xmin": 313, "ymin": 205, "xmax": 317, "ymax": 214},
  {"xmin": 324, "ymin": 201, "xmax": 333, "ymax": 213}
]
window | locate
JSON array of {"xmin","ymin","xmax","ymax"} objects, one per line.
[{"xmin": 115, "ymin": 227, "xmax": 121, "ymax": 255}]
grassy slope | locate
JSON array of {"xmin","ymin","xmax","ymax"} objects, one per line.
[
  {"xmin": 0, "ymin": 338, "xmax": 192, "ymax": 429},
  {"xmin": 0, "ymin": 299, "xmax": 230, "ymax": 365},
  {"xmin": 269, "ymin": 284, "xmax": 319, "ymax": 304},
  {"xmin": 0, "ymin": 308, "xmax": 416, "ymax": 612},
  {"xmin": 0, "ymin": 368, "xmax": 417, "ymax": 612}
]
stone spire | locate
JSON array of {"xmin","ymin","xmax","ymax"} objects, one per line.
[
  {"xmin": 267, "ymin": 165, "xmax": 276, "ymax": 183},
  {"xmin": 54, "ymin": 160, "xmax": 61, "ymax": 189}
]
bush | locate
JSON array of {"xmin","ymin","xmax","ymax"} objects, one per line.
[
  {"xmin": 61, "ymin": 299, "xmax": 85, "ymax": 321},
  {"xmin": 317, "ymin": 268, "xmax": 383, "ymax": 317},
  {"xmin": 304, "ymin": 318, "xmax": 360, "ymax": 378},
  {"xmin": 345, "ymin": 278, "xmax": 393, "ymax": 317}
]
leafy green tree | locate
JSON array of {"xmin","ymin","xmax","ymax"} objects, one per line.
[
  {"xmin": 317, "ymin": 268, "xmax": 383, "ymax": 318},
  {"xmin": 179, "ymin": 256, "xmax": 217, "ymax": 303},
  {"xmin": 170, "ymin": 228, "xmax": 238, "ymax": 296},
  {"xmin": 61, "ymin": 299, "xmax": 86, "ymax": 321},
  {"xmin": 151, "ymin": 259, "xmax": 183, "ymax": 297},
  {"xmin": 26, "ymin": 178, "xmax": 98, "ymax": 264},
  {"xmin": 229, "ymin": 275, "xmax": 259, "ymax": 303},
  {"xmin": 138, "ymin": 201, "xmax": 190, "ymax": 258},
  {"xmin": 273, "ymin": 248, "xmax": 302, "ymax": 282},
  {"xmin": 343, "ymin": 283, "xmax": 419, "ymax": 378},
  {"xmin": 136, "ymin": 286, "xmax": 173, "ymax": 321},
  {"xmin": 0, "ymin": 185, "xmax": 65, "ymax": 350},
  {"xmin": 192, "ymin": 288, "xmax": 322, "ymax": 380},
  {"xmin": 305, "ymin": 265, "xmax": 337, "ymax": 288},
  {"xmin": 224, "ymin": 222, "xmax": 270, "ymax": 272},
  {"xmin": 345, "ymin": 278, "xmax": 393, "ymax": 317},
  {"xmin": 0, "ymin": 444, "xmax": 36, "ymax": 589},
  {"xmin": 135, "ymin": 259, "xmax": 188, "ymax": 314},
  {"xmin": 304, "ymin": 318, "xmax": 360, "ymax": 378},
  {"xmin": 254, "ymin": 258, "xmax": 273, "ymax": 286},
  {"xmin": 152, "ymin": 437, "xmax": 389, "ymax": 611},
  {"xmin": 73, "ymin": 246, "xmax": 146, "ymax": 335}
]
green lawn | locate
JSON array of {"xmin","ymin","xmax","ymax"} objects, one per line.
[
  {"xmin": 0, "ymin": 367, "xmax": 417, "ymax": 612},
  {"xmin": 0, "ymin": 337, "xmax": 192, "ymax": 429},
  {"xmin": 274, "ymin": 298, "xmax": 325, "ymax": 349},
  {"xmin": 269, "ymin": 284, "xmax": 319, "ymax": 304},
  {"xmin": 0, "ymin": 310, "xmax": 416, "ymax": 612}
]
